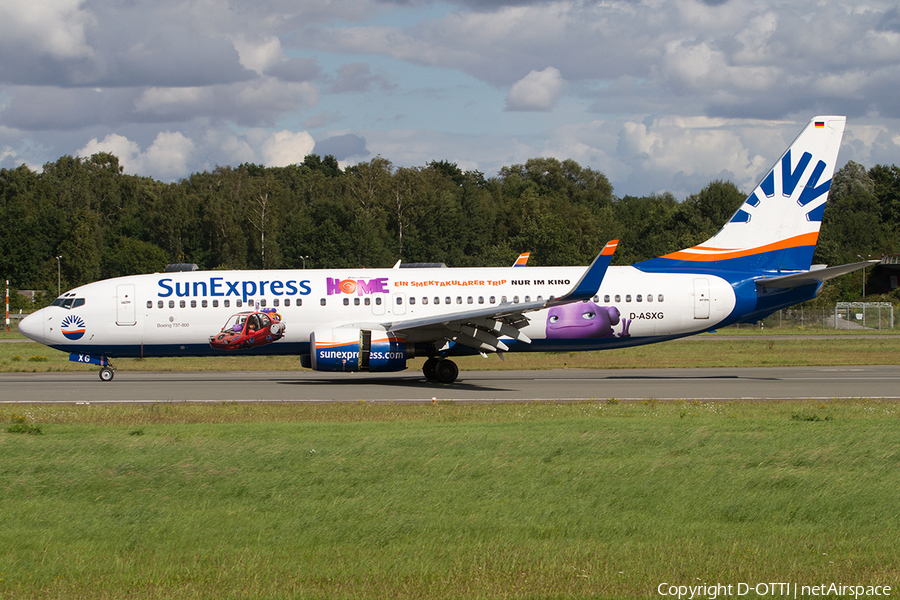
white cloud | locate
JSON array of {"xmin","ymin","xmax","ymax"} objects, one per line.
[
  {"xmin": 77, "ymin": 132, "xmax": 194, "ymax": 180},
  {"xmin": 0, "ymin": 0, "xmax": 94, "ymax": 59},
  {"xmin": 261, "ymin": 130, "xmax": 316, "ymax": 167},
  {"xmin": 143, "ymin": 132, "xmax": 196, "ymax": 179},
  {"xmin": 232, "ymin": 35, "xmax": 284, "ymax": 74},
  {"xmin": 78, "ymin": 133, "xmax": 141, "ymax": 168},
  {"xmin": 505, "ymin": 67, "xmax": 564, "ymax": 111}
]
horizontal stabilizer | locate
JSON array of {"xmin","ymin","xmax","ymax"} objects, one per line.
[{"xmin": 755, "ymin": 260, "xmax": 878, "ymax": 289}]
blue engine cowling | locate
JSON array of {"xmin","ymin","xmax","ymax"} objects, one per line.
[{"xmin": 309, "ymin": 328, "xmax": 408, "ymax": 372}]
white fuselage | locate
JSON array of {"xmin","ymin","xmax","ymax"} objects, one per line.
[{"xmin": 21, "ymin": 265, "xmax": 736, "ymax": 358}]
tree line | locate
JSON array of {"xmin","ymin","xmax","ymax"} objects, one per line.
[{"xmin": 1, "ymin": 152, "xmax": 898, "ymax": 309}]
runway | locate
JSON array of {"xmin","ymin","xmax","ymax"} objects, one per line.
[{"xmin": 1, "ymin": 365, "xmax": 899, "ymax": 403}]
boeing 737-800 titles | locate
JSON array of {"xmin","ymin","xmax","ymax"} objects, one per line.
[{"xmin": 19, "ymin": 116, "xmax": 873, "ymax": 383}]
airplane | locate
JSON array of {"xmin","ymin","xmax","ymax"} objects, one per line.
[{"xmin": 18, "ymin": 116, "xmax": 874, "ymax": 384}]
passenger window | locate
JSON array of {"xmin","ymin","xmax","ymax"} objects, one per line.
[
  {"xmin": 524, "ymin": 295, "xmax": 530, "ymax": 302},
  {"xmin": 490, "ymin": 296, "xmax": 496, "ymax": 303},
  {"xmin": 375, "ymin": 297, "xmax": 382, "ymax": 305},
  {"xmin": 224, "ymin": 300, "xmax": 230, "ymax": 308},
  {"xmin": 456, "ymin": 297, "xmax": 462, "ymax": 304},
  {"xmin": 273, "ymin": 299, "xmax": 279, "ymax": 307},
  {"xmin": 422, "ymin": 297, "xmax": 428, "ymax": 305},
  {"xmin": 190, "ymin": 300, "xmax": 197, "ymax": 308},
  {"xmin": 467, "ymin": 296, "xmax": 473, "ymax": 304},
  {"xmin": 614, "ymin": 295, "xmax": 621, "ymax": 303},
  {"xmin": 158, "ymin": 300, "xmax": 164, "ymax": 309},
  {"xmin": 513, "ymin": 296, "xmax": 519, "ymax": 303},
  {"xmin": 478, "ymin": 296, "xmax": 484, "ymax": 304},
  {"xmin": 296, "ymin": 299, "xmax": 302, "ymax": 306},
  {"xmin": 283, "ymin": 299, "xmax": 289, "ymax": 307},
  {"xmin": 180, "ymin": 300, "xmax": 186, "ymax": 308},
  {"xmin": 396, "ymin": 296, "xmax": 403, "ymax": 305},
  {"xmin": 260, "ymin": 299, "xmax": 267, "ymax": 307},
  {"xmin": 236, "ymin": 300, "xmax": 242, "ymax": 308},
  {"xmin": 604, "ymin": 295, "xmax": 610, "ymax": 303},
  {"xmin": 501, "ymin": 296, "xmax": 507, "ymax": 303},
  {"xmin": 625, "ymin": 295, "xmax": 632, "ymax": 302},
  {"xmin": 658, "ymin": 294, "xmax": 664, "ymax": 302},
  {"xmin": 647, "ymin": 294, "xmax": 653, "ymax": 303},
  {"xmin": 147, "ymin": 301, "xmax": 153, "ymax": 309},
  {"xmin": 343, "ymin": 298, "xmax": 349, "ymax": 306},
  {"xmin": 409, "ymin": 297, "xmax": 415, "ymax": 305},
  {"xmin": 636, "ymin": 295, "xmax": 642, "ymax": 302},
  {"xmin": 445, "ymin": 297, "xmax": 451, "ymax": 305},
  {"xmin": 213, "ymin": 300, "xmax": 219, "ymax": 308},
  {"xmin": 354, "ymin": 297, "xmax": 360, "ymax": 306},
  {"xmin": 169, "ymin": 300, "xmax": 175, "ymax": 308},
  {"xmin": 593, "ymin": 295, "xmax": 599, "ymax": 303},
  {"xmin": 364, "ymin": 298, "xmax": 371, "ymax": 306},
  {"xmin": 202, "ymin": 300, "xmax": 208, "ymax": 308},
  {"xmin": 320, "ymin": 298, "xmax": 326, "ymax": 306}
]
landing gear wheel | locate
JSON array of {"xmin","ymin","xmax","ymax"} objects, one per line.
[
  {"xmin": 423, "ymin": 357, "xmax": 439, "ymax": 381},
  {"xmin": 434, "ymin": 359, "xmax": 459, "ymax": 384},
  {"xmin": 99, "ymin": 367, "xmax": 115, "ymax": 382}
]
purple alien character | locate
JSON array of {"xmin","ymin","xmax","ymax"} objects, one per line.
[{"xmin": 546, "ymin": 301, "xmax": 630, "ymax": 339}]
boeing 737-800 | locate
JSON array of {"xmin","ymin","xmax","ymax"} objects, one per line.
[{"xmin": 19, "ymin": 116, "xmax": 872, "ymax": 383}]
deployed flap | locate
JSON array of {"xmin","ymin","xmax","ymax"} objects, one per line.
[{"xmin": 755, "ymin": 260, "xmax": 878, "ymax": 289}]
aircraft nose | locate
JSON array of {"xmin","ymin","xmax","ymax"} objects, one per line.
[{"xmin": 17, "ymin": 310, "xmax": 44, "ymax": 342}]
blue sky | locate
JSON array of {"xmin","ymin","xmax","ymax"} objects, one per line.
[{"xmin": 1, "ymin": 0, "xmax": 899, "ymax": 198}]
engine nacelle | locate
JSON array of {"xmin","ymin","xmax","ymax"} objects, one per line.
[{"xmin": 309, "ymin": 328, "xmax": 408, "ymax": 372}]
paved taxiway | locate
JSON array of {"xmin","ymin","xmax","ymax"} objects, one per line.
[{"xmin": 1, "ymin": 366, "xmax": 898, "ymax": 403}]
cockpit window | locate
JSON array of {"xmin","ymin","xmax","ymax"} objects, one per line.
[{"xmin": 52, "ymin": 297, "xmax": 86, "ymax": 309}]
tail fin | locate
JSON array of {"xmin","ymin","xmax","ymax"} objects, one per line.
[{"xmin": 640, "ymin": 116, "xmax": 846, "ymax": 273}]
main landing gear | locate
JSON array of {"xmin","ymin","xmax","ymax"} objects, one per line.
[{"xmin": 423, "ymin": 357, "xmax": 459, "ymax": 384}]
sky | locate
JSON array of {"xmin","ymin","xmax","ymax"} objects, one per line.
[{"xmin": 1, "ymin": 0, "xmax": 899, "ymax": 199}]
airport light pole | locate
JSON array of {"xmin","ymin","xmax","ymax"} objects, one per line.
[
  {"xmin": 56, "ymin": 255, "xmax": 62, "ymax": 297},
  {"xmin": 300, "ymin": 255, "xmax": 308, "ymax": 269},
  {"xmin": 857, "ymin": 254, "xmax": 872, "ymax": 298}
]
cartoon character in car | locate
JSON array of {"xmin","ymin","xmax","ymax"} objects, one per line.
[{"xmin": 209, "ymin": 309, "xmax": 285, "ymax": 350}]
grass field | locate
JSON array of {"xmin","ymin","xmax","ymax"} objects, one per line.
[{"xmin": 2, "ymin": 400, "xmax": 899, "ymax": 599}]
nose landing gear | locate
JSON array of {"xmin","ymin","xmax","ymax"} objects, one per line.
[{"xmin": 68, "ymin": 353, "xmax": 116, "ymax": 381}]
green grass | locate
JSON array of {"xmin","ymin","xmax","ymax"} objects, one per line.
[{"xmin": 1, "ymin": 401, "xmax": 899, "ymax": 599}]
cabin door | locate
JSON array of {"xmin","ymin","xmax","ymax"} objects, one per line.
[
  {"xmin": 693, "ymin": 278, "xmax": 710, "ymax": 319},
  {"xmin": 116, "ymin": 284, "xmax": 137, "ymax": 326}
]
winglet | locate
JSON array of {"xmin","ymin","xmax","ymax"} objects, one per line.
[{"xmin": 546, "ymin": 240, "xmax": 617, "ymax": 307}]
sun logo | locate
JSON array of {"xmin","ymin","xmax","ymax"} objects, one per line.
[{"xmin": 60, "ymin": 315, "xmax": 86, "ymax": 340}]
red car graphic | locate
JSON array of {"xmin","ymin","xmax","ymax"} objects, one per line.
[{"xmin": 209, "ymin": 310, "xmax": 285, "ymax": 350}]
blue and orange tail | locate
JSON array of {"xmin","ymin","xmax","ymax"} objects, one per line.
[{"xmin": 638, "ymin": 116, "xmax": 846, "ymax": 273}]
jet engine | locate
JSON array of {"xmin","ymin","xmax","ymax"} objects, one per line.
[{"xmin": 308, "ymin": 328, "xmax": 409, "ymax": 372}]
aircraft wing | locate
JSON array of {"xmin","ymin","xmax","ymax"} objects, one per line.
[
  {"xmin": 383, "ymin": 240, "xmax": 618, "ymax": 352},
  {"xmin": 755, "ymin": 260, "xmax": 878, "ymax": 289}
]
